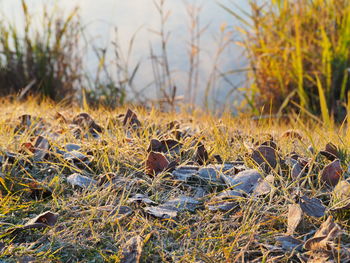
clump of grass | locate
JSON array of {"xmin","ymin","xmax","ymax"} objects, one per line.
[
  {"xmin": 0, "ymin": 0, "xmax": 82, "ymax": 100},
  {"xmin": 224, "ymin": 0, "xmax": 350, "ymax": 119}
]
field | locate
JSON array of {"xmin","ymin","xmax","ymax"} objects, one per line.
[{"xmin": 0, "ymin": 100, "xmax": 349, "ymax": 262}]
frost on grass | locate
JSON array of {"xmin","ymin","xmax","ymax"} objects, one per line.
[{"xmin": 1, "ymin": 103, "xmax": 350, "ymax": 262}]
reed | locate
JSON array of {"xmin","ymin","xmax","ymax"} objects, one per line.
[{"xmin": 223, "ymin": 0, "xmax": 350, "ymax": 121}]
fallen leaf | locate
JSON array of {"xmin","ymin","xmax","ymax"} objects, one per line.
[
  {"xmin": 172, "ymin": 166, "xmax": 198, "ymax": 182},
  {"xmin": 325, "ymin": 143, "xmax": 339, "ymax": 158},
  {"xmin": 304, "ymin": 216, "xmax": 341, "ymax": 251},
  {"xmin": 63, "ymin": 150, "xmax": 93, "ymax": 166},
  {"xmin": 291, "ymin": 162, "xmax": 304, "ymax": 179},
  {"xmin": 299, "ymin": 196, "xmax": 326, "ymax": 218},
  {"xmin": 20, "ymin": 142, "xmax": 35, "ymax": 154},
  {"xmin": 251, "ymin": 146, "xmax": 278, "ymax": 171},
  {"xmin": 206, "ymin": 190, "xmax": 239, "ymax": 211},
  {"xmin": 127, "ymin": 194, "xmax": 157, "ymax": 205},
  {"xmin": 195, "ymin": 142, "xmax": 208, "ymax": 165},
  {"xmin": 144, "ymin": 206, "xmax": 177, "ymax": 219},
  {"xmin": 67, "ymin": 173, "xmax": 97, "ymax": 189},
  {"xmin": 287, "ymin": 204, "xmax": 303, "ymax": 234},
  {"xmin": 281, "ymin": 130, "xmax": 303, "ymax": 140},
  {"xmin": 23, "ymin": 211, "xmax": 59, "ymax": 230},
  {"xmin": 33, "ymin": 136, "xmax": 50, "ymax": 161},
  {"xmin": 320, "ymin": 159, "xmax": 343, "ymax": 187},
  {"xmin": 121, "ymin": 236, "xmax": 143, "ymax": 263},
  {"xmin": 162, "ymin": 196, "xmax": 202, "ymax": 212},
  {"xmin": 147, "ymin": 138, "xmax": 181, "ymax": 154},
  {"xmin": 73, "ymin": 112, "xmax": 103, "ymax": 135},
  {"xmin": 213, "ymin": 154, "xmax": 223, "ymax": 163},
  {"xmin": 276, "ymin": 235, "xmax": 303, "ymax": 251},
  {"xmin": 65, "ymin": 143, "xmax": 81, "ymax": 152},
  {"xmin": 123, "ymin": 109, "xmax": 141, "ymax": 129},
  {"xmin": 27, "ymin": 182, "xmax": 52, "ymax": 200},
  {"xmin": 253, "ymin": 174, "xmax": 274, "ymax": 196},
  {"xmin": 97, "ymin": 172, "xmax": 117, "ymax": 186},
  {"xmin": 197, "ymin": 166, "xmax": 224, "ymax": 184},
  {"xmin": 222, "ymin": 169, "xmax": 262, "ymax": 196},
  {"xmin": 259, "ymin": 140, "xmax": 278, "ymax": 150},
  {"xmin": 145, "ymin": 152, "xmax": 169, "ymax": 175},
  {"xmin": 330, "ymin": 180, "xmax": 350, "ymax": 211}
]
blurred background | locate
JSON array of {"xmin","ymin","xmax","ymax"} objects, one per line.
[
  {"xmin": 0, "ymin": 0, "xmax": 247, "ymax": 112},
  {"xmin": 1, "ymin": 0, "xmax": 350, "ymax": 120}
]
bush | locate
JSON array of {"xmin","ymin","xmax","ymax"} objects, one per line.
[
  {"xmin": 0, "ymin": 0, "xmax": 82, "ymax": 100},
  {"xmin": 226, "ymin": 0, "xmax": 350, "ymax": 119}
]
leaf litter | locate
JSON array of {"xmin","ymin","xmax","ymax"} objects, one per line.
[{"xmin": 2, "ymin": 105, "xmax": 350, "ymax": 262}]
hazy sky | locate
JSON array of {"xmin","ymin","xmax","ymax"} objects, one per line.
[{"xmin": 0, "ymin": 0, "xmax": 248, "ymax": 109}]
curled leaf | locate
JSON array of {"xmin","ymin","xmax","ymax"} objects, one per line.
[
  {"xmin": 23, "ymin": 211, "xmax": 59, "ymax": 230},
  {"xmin": 123, "ymin": 109, "xmax": 141, "ymax": 129},
  {"xmin": 304, "ymin": 216, "xmax": 341, "ymax": 251}
]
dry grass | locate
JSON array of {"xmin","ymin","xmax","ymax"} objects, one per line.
[
  {"xmin": 224, "ymin": 0, "xmax": 350, "ymax": 118},
  {"xmin": 0, "ymin": 99, "xmax": 350, "ymax": 262}
]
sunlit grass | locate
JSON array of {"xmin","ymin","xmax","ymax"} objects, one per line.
[
  {"xmin": 223, "ymin": 0, "xmax": 350, "ymax": 119},
  {"xmin": 0, "ymin": 99, "xmax": 349, "ymax": 261}
]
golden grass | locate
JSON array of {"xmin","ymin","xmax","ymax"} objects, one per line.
[{"xmin": 0, "ymin": 99, "xmax": 349, "ymax": 262}]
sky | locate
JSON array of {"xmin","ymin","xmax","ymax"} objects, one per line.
[{"xmin": 0, "ymin": 0, "xmax": 249, "ymax": 110}]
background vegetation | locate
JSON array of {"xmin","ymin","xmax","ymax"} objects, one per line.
[
  {"xmin": 1, "ymin": 0, "xmax": 350, "ymax": 119},
  {"xmin": 225, "ymin": 0, "xmax": 350, "ymax": 120}
]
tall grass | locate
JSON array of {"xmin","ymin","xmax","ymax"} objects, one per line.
[
  {"xmin": 0, "ymin": 0, "xmax": 82, "ymax": 100},
  {"xmin": 224, "ymin": 0, "xmax": 350, "ymax": 120}
]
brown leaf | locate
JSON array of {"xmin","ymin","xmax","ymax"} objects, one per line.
[
  {"xmin": 147, "ymin": 138, "xmax": 181, "ymax": 153},
  {"xmin": 325, "ymin": 143, "xmax": 339, "ymax": 158},
  {"xmin": 121, "ymin": 236, "xmax": 143, "ymax": 263},
  {"xmin": 287, "ymin": 204, "xmax": 303, "ymax": 234},
  {"xmin": 195, "ymin": 142, "xmax": 208, "ymax": 165},
  {"xmin": 319, "ymin": 151, "xmax": 337, "ymax": 161},
  {"xmin": 146, "ymin": 152, "xmax": 169, "ymax": 175},
  {"xmin": 281, "ymin": 130, "xmax": 303, "ymax": 140},
  {"xmin": 259, "ymin": 140, "xmax": 278, "ymax": 150},
  {"xmin": 73, "ymin": 112, "xmax": 103, "ymax": 134},
  {"xmin": 320, "ymin": 159, "xmax": 343, "ymax": 187},
  {"xmin": 251, "ymin": 146, "xmax": 278, "ymax": 170},
  {"xmin": 54, "ymin": 111, "xmax": 68, "ymax": 123},
  {"xmin": 299, "ymin": 196, "xmax": 325, "ymax": 218},
  {"xmin": 23, "ymin": 211, "xmax": 59, "ymax": 230},
  {"xmin": 291, "ymin": 162, "xmax": 303, "ymax": 179},
  {"xmin": 304, "ymin": 217, "xmax": 341, "ymax": 251},
  {"xmin": 123, "ymin": 109, "xmax": 141, "ymax": 128}
]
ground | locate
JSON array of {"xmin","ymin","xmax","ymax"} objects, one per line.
[{"xmin": 0, "ymin": 99, "xmax": 350, "ymax": 262}]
